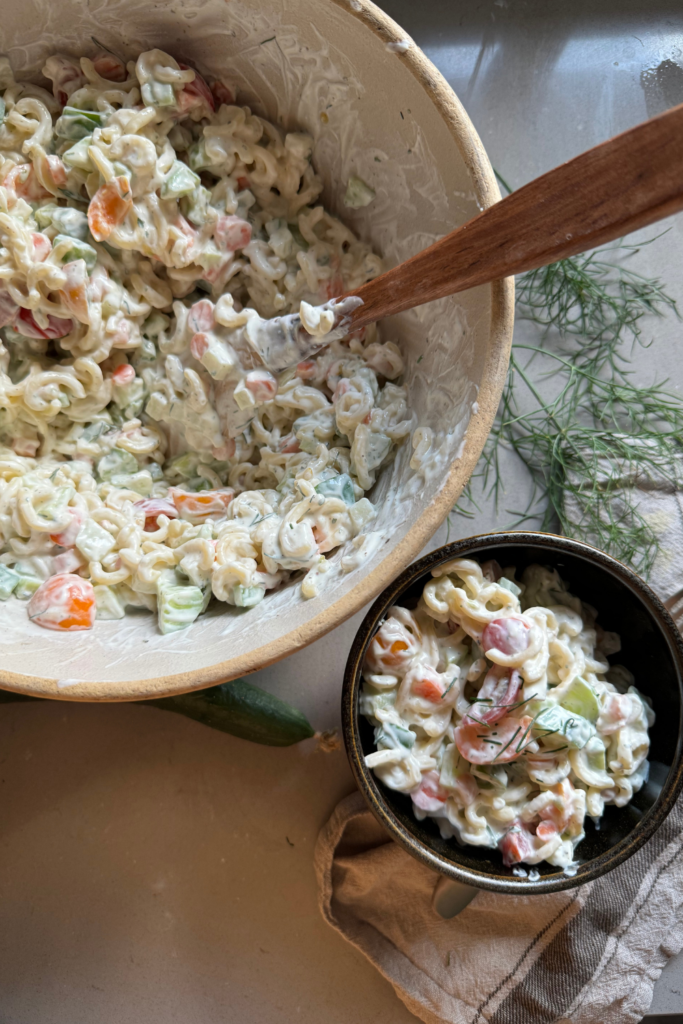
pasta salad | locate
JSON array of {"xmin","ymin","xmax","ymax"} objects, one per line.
[
  {"xmin": 361, "ymin": 558, "xmax": 654, "ymax": 871},
  {"xmin": 0, "ymin": 47, "xmax": 412, "ymax": 634}
]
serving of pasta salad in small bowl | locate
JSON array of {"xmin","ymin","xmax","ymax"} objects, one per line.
[
  {"xmin": 0, "ymin": 0, "xmax": 514, "ymax": 698},
  {"xmin": 343, "ymin": 532, "xmax": 683, "ymax": 893}
]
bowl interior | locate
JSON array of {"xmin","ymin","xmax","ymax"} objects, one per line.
[
  {"xmin": 0, "ymin": 0, "xmax": 511, "ymax": 697},
  {"xmin": 346, "ymin": 536, "xmax": 683, "ymax": 891}
]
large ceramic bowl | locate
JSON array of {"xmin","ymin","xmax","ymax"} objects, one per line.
[
  {"xmin": 342, "ymin": 533, "xmax": 683, "ymax": 893},
  {"xmin": 0, "ymin": 0, "xmax": 513, "ymax": 700}
]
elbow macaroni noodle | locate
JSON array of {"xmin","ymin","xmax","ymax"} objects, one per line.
[
  {"xmin": 0, "ymin": 47, "xmax": 414, "ymax": 634},
  {"xmin": 361, "ymin": 559, "xmax": 654, "ymax": 870}
]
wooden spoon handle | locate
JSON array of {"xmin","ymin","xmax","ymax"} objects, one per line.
[{"xmin": 346, "ymin": 102, "xmax": 683, "ymax": 331}]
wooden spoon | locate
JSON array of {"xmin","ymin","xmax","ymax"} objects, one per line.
[{"xmin": 251, "ymin": 102, "xmax": 683, "ymax": 371}]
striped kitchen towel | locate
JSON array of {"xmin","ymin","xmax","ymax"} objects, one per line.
[{"xmin": 315, "ymin": 789, "xmax": 683, "ymax": 1023}]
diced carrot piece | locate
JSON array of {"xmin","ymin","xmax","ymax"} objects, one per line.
[
  {"xmin": 27, "ymin": 573, "xmax": 96, "ymax": 631},
  {"xmin": 112, "ymin": 364, "xmax": 135, "ymax": 385},
  {"xmin": 88, "ymin": 176, "xmax": 132, "ymax": 242},
  {"xmin": 50, "ymin": 507, "xmax": 85, "ymax": 547},
  {"xmin": 177, "ymin": 63, "xmax": 215, "ymax": 114},
  {"xmin": 60, "ymin": 260, "xmax": 90, "ymax": 324},
  {"xmin": 169, "ymin": 487, "xmax": 234, "ymax": 523},
  {"xmin": 413, "ymin": 677, "xmax": 445, "ymax": 703},
  {"xmin": 133, "ymin": 497, "xmax": 179, "ymax": 532}
]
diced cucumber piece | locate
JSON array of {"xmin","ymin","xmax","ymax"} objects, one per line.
[
  {"xmin": 161, "ymin": 160, "xmax": 200, "ymax": 200},
  {"xmin": 110, "ymin": 470, "xmax": 153, "ymax": 496},
  {"xmin": 182, "ymin": 185, "xmax": 215, "ymax": 226},
  {"xmin": 569, "ymin": 736, "xmax": 613, "ymax": 789},
  {"xmin": 532, "ymin": 701, "xmax": 594, "ymax": 750},
  {"xmin": 315, "ymin": 473, "xmax": 355, "ymax": 505},
  {"xmin": 349, "ymin": 497, "xmax": 377, "ymax": 533},
  {"xmin": 80, "ymin": 420, "xmax": 108, "ymax": 443},
  {"xmin": 188, "ymin": 139, "xmax": 214, "ymax": 172},
  {"xmin": 53, "ymin": 234, "xmax": 98, "ymax": 271},
  {"xmin": 15, "ymin": 574, "xmax": 41, "ymax": 600},
  {"xmin": 62, "ymin": 134, "xmax": 94, "ymax": 171},
  {"xmin": 97, "ymin": 448, "xmax": 138, "ymax": 481},
  {"xmin": 560, "ymin": 677, "xmax": 600, "ymax": 724},
  {"xmin": 232, "ymin": 584, "xmax": 265, "ymax": 608},
  {"xmin": 376, "ymin": 722, "xmax": 415, "ymax": 751},
  {"xmin": 288, "ymin": 222, "xmax": 309, "ymax": 251},
  {"xmin": 365, "ymin": 431, "xmax": 392, "ymax": 470},
  {"xmin": 75, "ymin": 518, "xmax": 116, "ymax": 562},
  {"xmin": 343, "ymin": 175, "xmax": 375, "ymax": 209},
  {"xmin": 55, "ymin": 108, "xmax": 104, "ymax": 141},
  {"xmin": 439, "ymin": 741, "xmax": 466, "ymax": 789},
  {"xmin": 141, "ymin": 81, "xmax": 176, "ymax": 108},
  {"xmin": 94, "ymin": 584, "xmax": 126, "ymax": 620},
  {"xmin": 0, "ymin": 564, "xmax": 20, "ymax": 599},
  {"xmin": 36, "ymin": 485, "xmax": 74, "ymax": 523},
  {"xmin": 157, "ymin": 581, "xmax": 205, "ymax": 634},
  {"xmin": 52, "ymin": 207, "xmax": 90, "ymax": 240},
  {"xmin": 499, "ymin": 576, "xmax": 522, "ymax": 597}
]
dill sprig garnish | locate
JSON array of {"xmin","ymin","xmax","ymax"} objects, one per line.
[{"xmin": 455, "ymin": 209, "xmax": 681, "ymax": 577}]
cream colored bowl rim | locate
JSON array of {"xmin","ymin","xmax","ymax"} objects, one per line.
[{"xmin": 0, "ymin": 0, "xmax": 515, "ymax": 701}]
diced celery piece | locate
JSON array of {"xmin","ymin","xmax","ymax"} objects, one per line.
[
  {"xmin": 161, "ymin": 160, "xmax": 200, "ymax": 200},
  {"xmin": 94, "ymin": 585, "xmax": 126, "ymax": 620},
  {"xmin": 15, "ymin": 574, "xmax": 41, "ymax": 600},
  {"xmin": 53, "ymin": 234, "xmax": 98, "ymax": 271},
  {"xmin": 233, "ymin": 584, "xmax": 265, "ymax": 608},
  {"xmin": 0, "ymin": 564, "xmax": 20, "ymax": 599},
  {"xmin": 315, "ymin": 473, "xmax": 355, "ymax": 506},
  {"xmin": 109, "ymin": 470, "xmax": 153, "ymax": 496},
  {"xmin": 55, "ymin": 108, "xmax": 103, "ymax": 141},
  {"xmin": 0, "ymin": 97, "xmax": 5, "ymax": 125},
  {"xmin": 75, "ymin": 518, "xmax": 116, "ymax": 562},
  {"xmin": 532, "ymin": 701, "xmax": 594, "ymax": 750},
  {"xmin": 376, "ymin": 722, "xmax": 415, "ymax": 751},
  {"xmin": 141, "ymin": 80, "xmax": 176, "ymax": 108},
  {"xmin": 148, "ymin": 461, "xmax": 164, "ymax": 481},
  {"xmin": 62, "ymin": 134, "xmax": 94, "ymax": 171},
  {"xmin": 499, "ymin": 576, "xmax": 522, "ymax": 597},
  {"xmin": 157, "ymin": 581, "xmax": 205, "ymax": 634},
  {"xmin": 343, "ymin": 175, "xmax": 375, "ymax": 209},
  {"xmin": 560, "ymin": 677, "xmax": 600, "ymax": 724},
  {"xmin": 97, "ymin": 448, "xmax": 138, "ymax": 481}
]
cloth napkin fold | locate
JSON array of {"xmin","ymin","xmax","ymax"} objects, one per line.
[
  {"xmin": 315, "ymin": 791, "xmax": 683, "ymax": 1024},
  {"xmin": 315, "ymin": 477, "xmax": 683, "ymax": 1024}
]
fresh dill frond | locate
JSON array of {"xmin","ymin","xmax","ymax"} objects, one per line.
[{"xmin": 455, "ymin": 233, "xmax": 681, "ymax": 578}]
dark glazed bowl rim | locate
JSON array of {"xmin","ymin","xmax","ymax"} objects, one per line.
[{"xmin": 341, "ymin": 531, "xmax": 683, "ymax": 894}]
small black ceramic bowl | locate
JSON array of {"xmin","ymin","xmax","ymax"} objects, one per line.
[{"xmin": 342, "ymin": 532, "xmax": 683, "ymax": 894}]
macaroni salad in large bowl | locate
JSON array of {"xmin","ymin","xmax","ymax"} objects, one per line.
[{"xmin": 0, "ymin": 47, "xmax": 413, "ymax": 635}]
